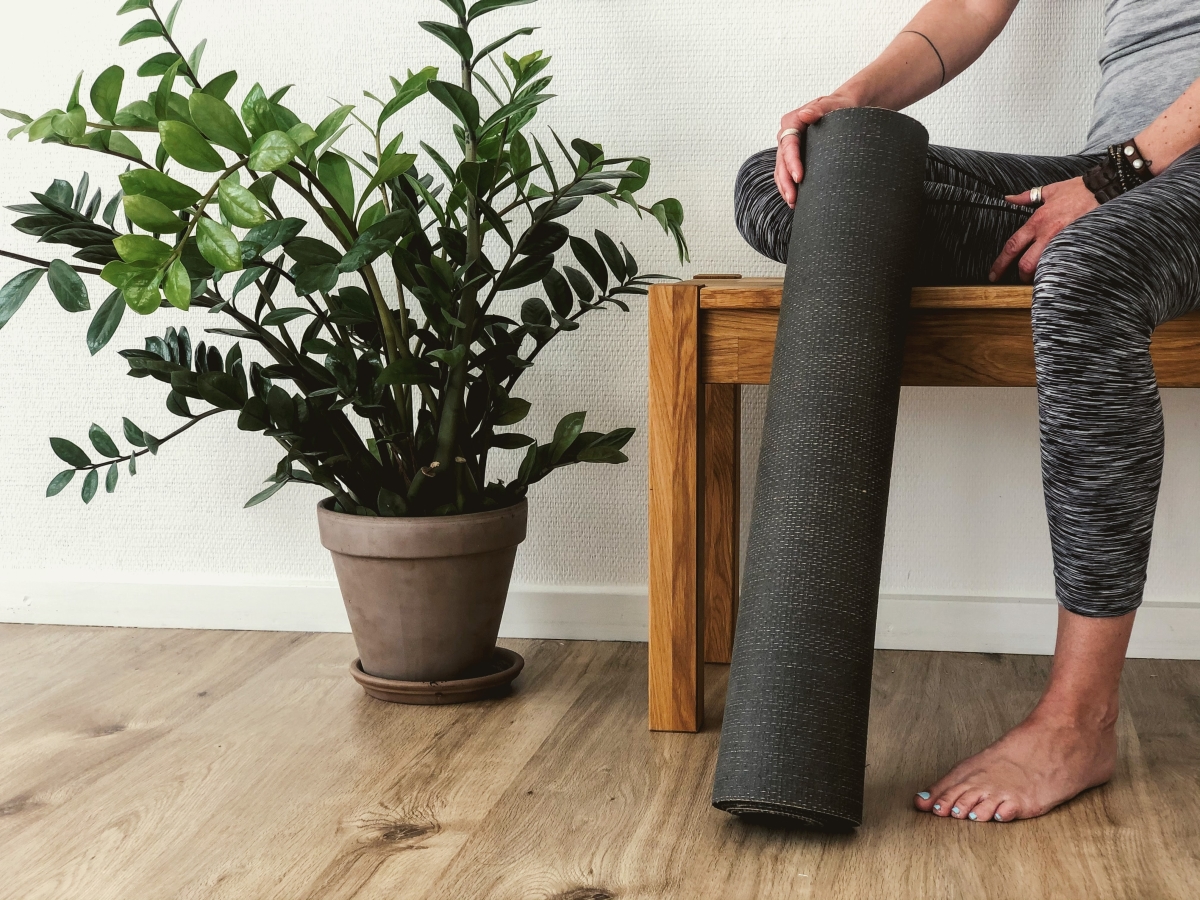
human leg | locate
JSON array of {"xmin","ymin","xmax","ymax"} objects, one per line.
[{"xmin": 915, "ymin": 144, "xmax": 1200, "ymax": 821}]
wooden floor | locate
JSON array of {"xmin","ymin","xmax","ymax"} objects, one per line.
[{"xmin": 1, "ymin": 626, "xmax": 1198, "ymax": 899}]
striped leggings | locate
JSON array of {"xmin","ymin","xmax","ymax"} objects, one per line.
[{"xmin": 735, "ymin": 142, "xmax": 1200, "ymax": 617}]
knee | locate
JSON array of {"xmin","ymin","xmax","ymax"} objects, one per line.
[
  {"xmin": 734, "ymin": 148, "xmax": 791, "ymax": 264},
  {"xmin": 1031, "ymin": 222, "xmax": 1150, "ymax": 350}
]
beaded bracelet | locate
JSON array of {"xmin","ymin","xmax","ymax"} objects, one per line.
[{"xmin": 1082, "ymin": 139, "xmax": 1154, "ymax": 204}]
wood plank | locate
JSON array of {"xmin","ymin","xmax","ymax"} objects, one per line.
[
  {"xmin": 2, "ymin": 627, "xmax": 1199, "ymax": 898},
  {"xmin": 703, "ymin": 384, "xmax": 740, "ymax": 664},
  {"xmin": 698, "ymin": 279, "xmax": 1035, "ymax": 310},
  {"xmin": 647, "ymin": 283, "xmax": 704, "ymax": 732},
  {"xmin": 700, "ymin": 307, "xmax": 1200, "ymax": 388}
]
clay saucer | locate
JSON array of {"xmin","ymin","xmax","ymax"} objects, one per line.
[{"xmin": 350, "ymin": 647, "xmax": 524, "ymax": 705}]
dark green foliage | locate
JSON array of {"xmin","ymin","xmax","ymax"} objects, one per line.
[{"xmin": 0, "ymin": 0, "xmax": 685, "ymax": 514}]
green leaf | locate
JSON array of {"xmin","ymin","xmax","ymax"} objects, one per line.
[
  {"xmin": 123, "ymin": 417, "xmax": 147, "ymax": 447},
  {"xmin": 237, "ymin": 396, "xmax": 270, "ymax": 431},
  {"xmin": 119, "ymin": 19, "xmax": 164, "ymax": 45},
  {"xmin": 218, "ymin": 178, "xmax": 266, "ymax": 228},
  {"xmin": 124, "ymin": 271, "xmax": 163, "ymax": 314},
  {"xmin": 570, "ymin": 236, "xmax": 608, "ymax": 292},
  {"xmin": 247, "ymin": 174, "xmax": 277, "ymax": 206},
  {"xmin": 196, "ymin": 218, "xmax": 243, "ymax": 272},
  {"xmin": 0, "ymin": 269, "xmax": 46, "ymax": 332},
  {"xmin": 426, "ymin": 80, "xmax": 479, "ymax": 134},
  {"xmin": 261, "ymin": 307, "xmax": 311, "ymax": 326},
  {"xmin": 203, "ymin": 70, "xmax": 239, "ymax": 102},
  {"xmin": 118, "ymin": 0, "xmax": 152, "ymax": 12},
  {"xmin": 248, "ymin": 130, "xmax": 299, "ymax": 172},
  {"xmin": 497, "ymin": 254, "xmax": 554, "ymax": 292},
  {"xmin": 287, "ymin": 123, "xmax": 317, "ymax": 147},
  {"xmin": 467, "ymin": 0, "xmax": 537, "ymax": 21},
  {"xmin": 493, "ymin": 397, "xmax": 531, "ymax": 426},
  {"xmin": 158, "ymin": 120, "xmax": 226, "ymax": 172},
  {"xmin": 243, "ymin": 217, "xmax": 305, "ymax": 255},
  {"xmin": 89, "ymin": 423, "xmax": 120, "ymax": 458},
  {"xmin": 189, "ymin": 92, "xmax": 251, "ymax": 155},
  {"xmin": 87, "ymin": 290, "xmax": 125, "ymax": 354},
  {"xmin": 47, "ymin": 260, "xmax": 89, "ymax": 312},
  {"xmin": 244, "ymin": 479, "xmax": 287, "ymax": 508},
  {"xmin": 419, "ymin": 21, "xmax": 473, "ymax": 61},
  {"xmin": 317, "ymin": 152, "xmax": 354, "ymax": 217},
  {"xmin": 120, "ymin": 169, "xmax": 202, "ymax": 209},
  {"xmin": 50, "ymin": 437, "xmax": 91, "ymax": 468},
  {"xmin": 314, "ymin": 103, "xmax": 355, "ymax": 148},
  {"xmin": 377, "ymin": 356, "xmax": 432, "ymax": 386},
  {"xmin": 551, "ymin": 411, "xmax": 586, "ymax": 463},
  {"xmin": 90, "ymin": 66, "xmax": 124, "ymax": 122},
  {"xmin": 137, "ymin": 52, "xmax": 182, "ymax": 78},
  {"xmin": 164, "ymin": 0, "xmax": 183, "ymax": 35},
  {"xmin": 594, "ymin": 230, "xmax": 627, "ymax": 283},
  {"xmin": 378, "ymin": 67, "xmax": 436, "ymax": 128},
  {"xmin": 81, "ymin": 469, "xmax": 99, "ymax": 504},
  {"xmin": 617, "ymin": 157, "xmax": 650, "ymax": 194},
  {"xmin": 377, "ymin": 487, "xmax": 408, "ymax": 517},
  {"xmin": 472, "ymin": 27, "xmax": 536, "ymax": 65},
  {"xmin": 51, "ymin": 107, "xmax": 86, "ymax": 140},
  {"xmin": 577, "ymin": 445, "xmax": 628, "ymax": 464},
  {"xmin": 123, "ymin": 194, "xmax": 187, "ymax": 233},
  {"xmin": 114, "ymin": 234, "xmax": 173, "ymax": 266},
  {"xmin": 164, "ymin": 259, "xmax": 191, "ymax": 311},
  {"xmin": 46, "ymin": 469, "xmax": 76, "ymax": 497},
  {"xmin": 188, "ymin": 39, "xmax": 207, "ymax": 78},
  {"xmin": 196, "ymin": 371, "xmax": 245, "ymax": 409},
  {"xmin": 542, "ymin": 269, "xmax": 573, "ymax": 317},
  {"xmin": 285, "ymin": 237, "xmax": 343, "ymax": 266},
  {"xmin": 361, "ymin": 152, "xmax": 417, "ymax": 204},
  {"xmin": 490, "ymin": 432, "xmax": 535, "ymax": 449},
  {"xmin": 106, "ymin": 461, "xmax": 120, "ymax": 493}
]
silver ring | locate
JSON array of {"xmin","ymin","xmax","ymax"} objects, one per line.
[
  {"xmin": 778, "ymin": 127, "xmax": 801, "ymax": 144},
  {"xmin": 1029, "ymin": 185, "xmax": 1044, "ymax": 205}
]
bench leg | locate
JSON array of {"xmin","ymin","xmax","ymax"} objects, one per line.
[
  {"xmin": 648, "ymin": 283, "xmax": 704, "ymax": 732},
  {"xmin": 703, "ymin": 384, "xmax": 740, "ymax": 664}
]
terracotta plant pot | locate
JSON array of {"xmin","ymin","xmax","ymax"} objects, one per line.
[{"xmin": 317, "ymin": 498, "xmax": 528, "ymax": 683}]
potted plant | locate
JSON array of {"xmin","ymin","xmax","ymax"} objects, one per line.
[{"xmin": 0, "ymin": 0, "xmax": 687, "ymax": 698}]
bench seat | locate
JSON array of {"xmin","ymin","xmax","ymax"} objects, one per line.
[{"xmin": 647, "ymin": 276, "xmax": 1200, "ymax": 732}]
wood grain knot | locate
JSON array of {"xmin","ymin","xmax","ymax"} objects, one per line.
[
  {"xmin": 0, "ymin": 794, "xmax": 41, "ymax": 817},
  {"xmin": 89, "ymin": 724, "xmax": 127, "ymax": 737},
  {"xmin": 357, "ymin": 812, "xmax": 441, "ymax": 851},
  {"xmin": 550, "ymin": 889, "xmax": 616, "ymax": 900}
]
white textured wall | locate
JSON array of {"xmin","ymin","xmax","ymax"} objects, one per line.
[{"xmin": 1, "ymin": 0, "xmax": 1197, "ymax": 610}]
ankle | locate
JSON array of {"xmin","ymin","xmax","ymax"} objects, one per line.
[{"xmin": 1030, "ymin": 692, "xmax": 1120, "ymax": 732}]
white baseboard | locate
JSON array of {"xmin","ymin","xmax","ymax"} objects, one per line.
[{"xmin": 2, "ymin": 575, "xmax": 1198, "ymax": 659}]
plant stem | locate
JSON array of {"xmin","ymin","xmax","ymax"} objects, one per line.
[
  {"xmin": 0, "ymin": 249, "xmax": 102, "ymax": 276},
  {"xmin": 148, "ymin": 1, "xmax": 201, "ymax": 88},
  {"xmin": 70, "ymin": 408, "xmax": 227, "ymax": 471}
]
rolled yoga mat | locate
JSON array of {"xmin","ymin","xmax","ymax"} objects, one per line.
[{"xmin": 711, "ymin": 107, "xmax": 929, "ymax": 831}]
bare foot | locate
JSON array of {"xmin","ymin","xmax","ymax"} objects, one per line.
[{"xmin": 911, "ymin": 705, "xmax": 1118, "ymax": 823}]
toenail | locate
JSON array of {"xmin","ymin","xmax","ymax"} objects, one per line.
[
  {"xmin": 951, "ymin": 807, "xmax": 961, "ymax": 816},
  {"xmin": 968, "ymin": 812, "xmax": 978, "ymax": 820},
  {"xmin": 917, "ymin": 792, "xmax": 930, "ymax": 800},
  {"xmin": 933, "ymin": 804, "xmax": 941, "ymax": 811},
  {"xmin": 994, "ymin": 813, "xmax": 1003, "ymax": 822}
]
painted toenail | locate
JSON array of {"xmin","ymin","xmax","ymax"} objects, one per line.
[
  {"xmin": 933, "ymin": 804, "xmax": 941, "ymax": 811},
  {"xmin": 917, "ymin": 792, "xmax": 930, "ymax": 800},
  {"xmin": 951, "ymin": 807, "xmax": 960, "ymax": 816},
  {"xmin": 994, "ymin": 813, "xmax": 1003, "ymax": 822},
  {"xmin": 968, "ymin": 812, "xmax": 978, "ymax": 820}
]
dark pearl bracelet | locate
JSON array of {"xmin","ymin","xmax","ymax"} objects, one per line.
[{"xmin": 1082, "ymin": 139, "xmax": 1154, "ymax": 204}]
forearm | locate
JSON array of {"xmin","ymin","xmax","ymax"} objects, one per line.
[
  {"xmin": 836, "ymin": 0, "xmax": 1020, "ymax": 108},
  {"xmin": 1136, "ymin": 75, "xmax": 1200, "ymax": 174}
]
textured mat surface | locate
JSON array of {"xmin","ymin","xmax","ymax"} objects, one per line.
[{"xmin": 711, "ymin": 107, "xmax": 929, "ymax": 830}]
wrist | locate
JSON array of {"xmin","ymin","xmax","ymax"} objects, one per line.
[{"xmin": 1082, "ymin": 138, "xmax": 1154, "ymax": 204}]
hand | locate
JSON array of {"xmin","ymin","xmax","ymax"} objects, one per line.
[
  {"xmin": 775, "ymin": 94, "xmax": 858, "ymax": 208},
  {"xmin": 989, "ymin": 177, "xmax": 1099, "ymax": 283}
]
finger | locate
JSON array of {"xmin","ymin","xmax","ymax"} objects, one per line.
[
  {"xmin": 989, "ymin": 222, "xmax": 1038, "ymax": 282},
  {"xmin": 1005, "ymin": 191, "xmax": 1032, "ymax": 206},
  {"xmin": 778, "ymin": 134, "xmax": 803, "ymax": 185},
  {"xmin": 775, "ymin": 151, "xmax": 796, "ymax": 208},
  {"xmin": 1017, "ymin": 236, "xmax": 1051, "ymax": 283}
]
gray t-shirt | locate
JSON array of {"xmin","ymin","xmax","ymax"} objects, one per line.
[{"xmin": 1083, "ymin": 0, "xmax": 1200, "ymax": 153}]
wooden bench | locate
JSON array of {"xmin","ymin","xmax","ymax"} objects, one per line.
[{"xmin": 647, "ymin": 275, "xmax": 1200, "ymax": 732}]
